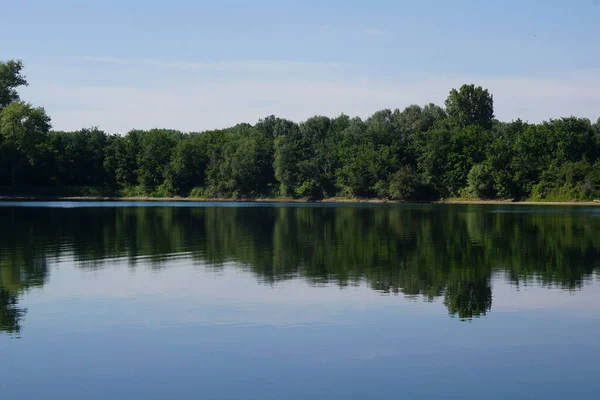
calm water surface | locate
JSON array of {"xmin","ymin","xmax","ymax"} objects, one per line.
[{"xmin": 1, "ymin": 202, "xmax": 599, "ymax": 399}]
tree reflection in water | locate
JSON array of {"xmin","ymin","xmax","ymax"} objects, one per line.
[{"xmin": 1, "ymin": 204, "xmax": 599, "ymax": 334}]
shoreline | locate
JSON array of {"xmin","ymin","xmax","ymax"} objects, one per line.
[{"xmin": 0, "ymin": 195, "xmax": 599, "ymax": 206}]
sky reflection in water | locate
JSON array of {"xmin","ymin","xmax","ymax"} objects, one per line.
[{"xmin": 1, "ymin": 203, "xmax": 599, "ymax": 399}]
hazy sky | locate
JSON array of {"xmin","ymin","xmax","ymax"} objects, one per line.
[{"xmin": 2, "ymin": 0, "xmax": 600, "ymax": 133}]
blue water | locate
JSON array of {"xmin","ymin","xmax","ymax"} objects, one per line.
[{"xmin": 1, "ymin": 203, "xmax": 599, "ymax": 399}]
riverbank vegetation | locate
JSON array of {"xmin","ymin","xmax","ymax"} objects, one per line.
[{"xmin": 1, "ymin": 59, "xmax": 599, "ymax": 201}]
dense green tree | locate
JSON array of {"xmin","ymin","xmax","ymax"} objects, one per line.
[
  {"xmin": 47, "ymin": 128, "xmax": 108, "ymax": 186},
  {"xmin": 362, "ymin": 110, "xmax": 402, "ymax": 196},
  {"xmin": 207, "ymin": 134, "xmax": 259, "ymax": 196},
  {"xmin": 511, "ymin": 124, "xmax": 552, "ymax": 197},
  {"xmin": 547, "ymin": 117, "xmax": 596, "ymax": 165},
  {"xmin": 255, "ymin": 115, "xmax": 298, "ymax": 139},
  {"xmin": 445, "ymin": 84, "xmax": 494, "ymax": 129},
  {"xmin": 421, "ymin": 103, "xmax": 448, "ymax": 130},
  {"xmin": 273, "ymin": 115, "xmax": 346, "ymax": 199},
  {"xmin": 446, "ymin": 125, "xmax": 490, "ymax": 194},
  {"xmin": 0, "ymin": 60, "xmax": 28, "ymax": 110},
  {"xmin": 104, "ymin": 131, "xmax": 140, "ymax": 188},
  {"xmin": 484, "ymin": 120, "xmax": 528, "ymax": 198},
  {"xmin": 296, "ymin": 115, "xmax": 343, "ymax": 198},
  {"xmin": 274, "ymin": 133, "xmax": 301, "ymax": 197},
  {"xmin": 136, "ymin": 129, "xmax": 180, "ymax": 192},
  {"xmin": 388, "ymin": 166, "xmax": 426, "ymax": 200},
  {"xmin": 164, "ymin": 135, "xmax": 207, "ymax": 196},
  {"xmin": 530, "ymin": 161, "xmax": 600, "ymax": 201},
  {"xmin": 336, "ymin": 117, "xmax": 377, "ymax": 196},
  {"xmin": 466, "ymin": 163, "xmax": 495, "ymax": 199},
  {"xmin": 416, "ymin": 128, "xmax": 452, "ymax": 196},
  {"xmin": 203, "ymin": 124, "xmax": 275, "ymax": 197},
  {"xmin": 394, "ymin": 104, "xmax": 424, "ymax": 135},
  {"xmin": 0, "ymin": 101, "xmax": 51, "ymax": 185}
]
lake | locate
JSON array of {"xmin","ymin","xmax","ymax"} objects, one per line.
[{"xmin": 1, "ymin": 202, "xmax": 599, "ymax": 399}]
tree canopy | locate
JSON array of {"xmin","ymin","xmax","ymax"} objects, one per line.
[
  {"xmin": 1, "ymin": 59, "xmax": 599, "ymax": 202},
  {"xmin": 445, "ymin": 84, "xmax": 494, "ymax": 129},
  {"xmin": 0, "ymin": 60, "xmax": 28, "ymax": 110}
]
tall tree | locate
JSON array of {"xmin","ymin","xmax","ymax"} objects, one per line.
[
  {"xmin": 47, "ymin": 128, "xmax": 108, "ymax": 186},
  {"xmin": 136, "ymin": 129, "xmax": 180, "ymax": 192},
  {"xmin": 164, "ymin": 135, "xmax": 207, "ymax": 196},
  {"xmin": 104, "ymin": 131, "xmax": 140, "ymax": 188},
  {"xmin": 445, "ymin": 84, "xmax": 494, "ymax": 129},
  {"xmin": 336, "ymin": 117, "xmax": 377, "ymax": 196},
  {"xmin": 0, "ymin": 60, "xmax": 28, "ymax": 110},
  {"xmin": 0, "ymin": 101, "xmax": 51, "ymax": 185},
  {"xmin": 547, "ymin": 117, "xmax": 595, "ymax": 165}
]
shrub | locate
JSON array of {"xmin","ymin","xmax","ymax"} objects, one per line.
[
  {"xmin": 388, "ymin": 167, "xmax": 437, "ymax": 201},
  {"xmin": 530, "ymin": 161, "xmax": 600, "ymax": 201},
  {"xmin": 188, "ymin": 186, "xmax": 206, "ymax": 198},
  {"xmin": 466, "ymin": 163, "xmax": 496, "ymax": 199}
]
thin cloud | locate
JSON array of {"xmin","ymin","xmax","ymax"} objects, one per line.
[
  {"xmin": 361, "ymin": 29, "xmax": 392, "ymax": 37},
  {"xmin": 79, "ymin": 56, "xmax": 347, "ymax": 74}
]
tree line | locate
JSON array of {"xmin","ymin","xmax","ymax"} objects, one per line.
[{"xmin": 2, "ymin": 59, "xmax": 600, "ymax": 201}]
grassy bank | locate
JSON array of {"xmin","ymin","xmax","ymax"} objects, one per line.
[{"xmin": 0, "ymin": 189, "xmax": 599, "ymax": 206}]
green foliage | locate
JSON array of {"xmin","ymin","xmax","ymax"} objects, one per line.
[
  {"xmin": 1, "ymin": 59, "xmax": 600, "ymax": 202},
  {"xmin": 0, "ymin": 101, "xmax": 51, "ymax": 185},
  {"xmin": 547, "ymin": 117, "xmax": 595, "ymax": 165},
  {"xmin": 446, "ymin": 125, "xmax": 490, "ymax": 194},
  {"xmin": 0, "ymin": 60, "xmax": 28, "ymax": 110},
  {"xmin": 152, "ymin": 183, "xmax": 172, "ymax": 198},
  {"xmin": 296, "ymin": 115, "xmax": 342, "ymax": 198},
  {"xmin": 164, "ymin": 135, "xmax": 207, "ymax": 196},
  {"xmin": 47, "ymin": 128, "xmax": 107, "ymax": 186},
  {"xmin": 0, "ymin": 185, "xmax": 116, "ymax": 197},
  {"xmin": 511, "ymin": 124, "xmax": 552, "ymax": 197},
  {"xmin": 104, "ymin": 132, "xmax": 139, "ymax": 187},
  {"xmin": 136, "ymin": 129, "xmax": 180, "ymax": 192},
  {"xmin": 465, "ymin": 163, "xmax": 495, "ymax": 199},
  {"xmin": 189, "ymin": 186, "xmax": 207, "ymax": 198},
  {"xmin": 274, "ymin": 115, "xmax": 344, "ymax": 199},
  {"xmin": 416, "ymin": 128, "xmax": 452, "ymax": 197},
  {"xmin": 530, "ymin": 161, "xmax": 600, "ymax": 201},
  {"xmin": 389, "ymin": 166, "xmax": 423, "ymax": 200},
  {"xmin": 445, "ymin": 84, "xmax": 494, "ymax": 129},
  {"xmin": 274, "ymin": 134, "xmax": 300, "ymax": 196},
  {"xmin": 119, "ymin": 184, "xmax": 147, "ymax": 197},
  {"xmin": 336, "ymin": 117, "xmax": 377, "ymax": 196},
  {"xmin": 485, "ymin": 135, "xmax": 518, "ymax": 198},
  {"xmin": 204, "ymin": 126, "xmax": 274, "ymax": 198}
]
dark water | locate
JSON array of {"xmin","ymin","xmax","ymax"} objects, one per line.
[{"xmin": 1, "ymin": 202, "xmax": 599, "ymax": 399}]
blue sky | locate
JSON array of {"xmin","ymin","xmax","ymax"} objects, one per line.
[{"xmin": 2, "ymin": 0, "xmax": 599, "ymax": 133}]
